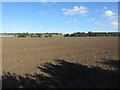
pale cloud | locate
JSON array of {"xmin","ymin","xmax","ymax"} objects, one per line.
[
  {"xmin": 61, "ymin": 8, "xmax": 66, "ymax": 11},
  {"xmin": 67, "ymin": 18, "xmax": 77, "ymax": 23},
  {"xmin": 103, "ymin": 6, "xmax": 108, "ymax": 10},
  {"xmin": 111, "ymin": 21, "xmax": 118, "ymax": 28},
  {"xmin": 91, "ymin": 18, "xmax": 95, "ymax": 21},
  {"xmin": 104, "ymin": 10, "xmax": 114, "ymax": 17},
  {"xmin": 104, "ymin": 10, "xmax": 118, "ymax": 29},
  {"xmin": 61, "ymin": 6, "xmax": 87, "ymax": 15},
  {"xmin": 73, "ymin": 19, "xmax": 77, "ymax": 22},
  {"xmin": 87, "ymin": 18, "xmax": 95, "ymax": 22},
  {"xmin": 88, "ymin": 18, "xmax": 106, "ymax": 27},
  {"xmin": 93, "ymin": 22, "xmax": 106, "ymax": 27},
  {"xmin": 109, "ymin": 15, "xmax": 118, "ymax": 22},
  {"xmin": 95, "ymin": 9, "xmax": 98, "ymax": 13},
  {"xmin": 87, "ymin": 18, "xmax": 96, "ymax": 22}
]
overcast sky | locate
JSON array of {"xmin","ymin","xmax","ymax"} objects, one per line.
[{"xmin": 2, "ymin": 2, "xmax": 118, "ymax": 33}]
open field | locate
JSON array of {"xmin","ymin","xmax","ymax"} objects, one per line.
[
  {"xmin": 0, "ymin": 35, "xmax": 16, "ymax": 38},
  {"xmin": 2, "ymin": 37, "xmax": 119, "ymax": 88}
]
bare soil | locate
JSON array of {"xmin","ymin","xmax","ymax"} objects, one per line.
[{"xmin": 2, "ymin": 37, "xmax": 119, "ymax": 75}]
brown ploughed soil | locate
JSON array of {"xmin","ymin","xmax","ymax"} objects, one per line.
[{"xmin": 2, "ymin": 37, "xmax": 119, "ymax": 88}]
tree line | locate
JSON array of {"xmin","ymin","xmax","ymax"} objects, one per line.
[
  {"xmin": 0, "ymin": 32, "xmax": 63, "ymax": 37},
  {"xmin": 64, "ymin": 31, "xmax": 120, "ymax": 37},
  {"xmin": 1, "ymin": 32, "xmax": 120, "ymax": 37},
  {"xmin": 17, "ymin": 33, "xmax": 53, "ymax": 37},
  {"xmin": 7, "ymin": 32, "xmax": 62, "ymax": 37}
]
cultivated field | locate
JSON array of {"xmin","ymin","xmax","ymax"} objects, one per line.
[{"xmin": 2, "ymin": 37, "xmax": 119, "ymax": 88}]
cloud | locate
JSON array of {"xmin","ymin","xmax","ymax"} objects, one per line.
[
  {"xmin": 67, "ymin": 18, "xmax": 77, "ymax": 23},
  {"xmin": 91, "ymin": 18, "xmax": 95, "ymax": 21},
  {"xmin": 109, "ymin": 15, "xmax": 118, "ymax": 22},
  {"xmin": 87, "ymin": 18, "xmax": 95, "ymax": 22},
  {"xmin": 104, "ymin": 10, "xmax": 114, "ymax": 17},
  {"xmin": 61, "ymin": 8, "xmax": 66, "ymax": 11},
  {"xmin": 103, "ymin": 6, "xmax": 108, "ymax": 10},
  {"xmin": 88, "ymin": 18, "xmax": 106, "ymax": 27},
  {"xmin": 104, "ymin": 10, "xmax": 118, "ymax": 29},
  {"xmin": 111, "ymin": 21, "xmax": 118, "ymax": 28},
  {"xmin": 73, "ymin": 19, "xmax": 77, "ymax": 22},
  {"xmin": 93, "ymin": 22, "xmax": 106, "ymax": 27},
  {"xmin": 95, "ymin": 9, "xmax": 98, "ymax": 13},
  {"xmin": 61, "ymin": 6, "xmax": 87, "ymax": 15}
]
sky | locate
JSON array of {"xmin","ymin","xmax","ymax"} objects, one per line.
[
  {"xmin": 2, "ymin": 2, "xmax": 118, "ymax": 34},
  {"xmin": 1, "ymin": 0, "xmax": 119, "ymax": 2}
]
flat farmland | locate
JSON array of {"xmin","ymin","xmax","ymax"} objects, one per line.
[
  {"xmin": 2, "ymin": 37, "xmax": 119, "ymax": 75},
  {"xmin": 2, "ymin": 37, "xmax": 120, "ymax": 88}
]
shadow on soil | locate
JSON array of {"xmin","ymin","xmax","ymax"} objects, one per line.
[
  {"xmin": 99, "ymin": 59, "xmax": 120, "ymax": 69},
  {"xmin": 2, "ymin": 59, "xmax": 119, "ymax": 88}
]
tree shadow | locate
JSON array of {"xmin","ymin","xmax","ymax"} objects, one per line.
[
  {"xmin": 99, "ymin": 59, "xmax": 120, "ymax": 70},
  {"xmin": 2, "ymin": 59, "xmax": 119, "ymax": 88}
]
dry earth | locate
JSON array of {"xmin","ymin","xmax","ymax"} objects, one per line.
[
  {"xmin": 2, "ymin": 37, "xmax": 119, "ymax": 75},
  {"xmin": 2, "ymin": 37, "xmax": 120, "ymax": 88}
]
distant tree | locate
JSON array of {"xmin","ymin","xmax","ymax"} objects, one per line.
[
  {"xmin": 30, "ymin": 34, "xmax": 35, "ymax": 37},
  {"xmin": 59, "ymin": 33, "xmax": 62, "ymax": 35},
  {"xmin": 48, "ymin": 34, "xmax": 52, "ymax": 37},
  {"xmin": 14, "ymin": 34, "xmax": 17, "ymax": 37},
  {"xmin": 64, "ymin": 34, "xmax": 70, "ymax": 37},
  {"xmin": 25, "ymin": 32, "xmax": 29, "ymax": 36},
  {"xmin": 88, "ymin": 31, "xmax": 92, "ymax": 36},
  {"xmin": 36, "ymin": 34, "xmax": 42, "ymax": 37},
  {"xmin": 70, "ymin": 34, "xmax": 74, "ymax": 37},
  {"xmin": 18, "ymin": 34, "xmax": 26, "ymax": 37},
  {"xmin": 44, "ymin": 35, "xmax": 49, "ymax": 37}
]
